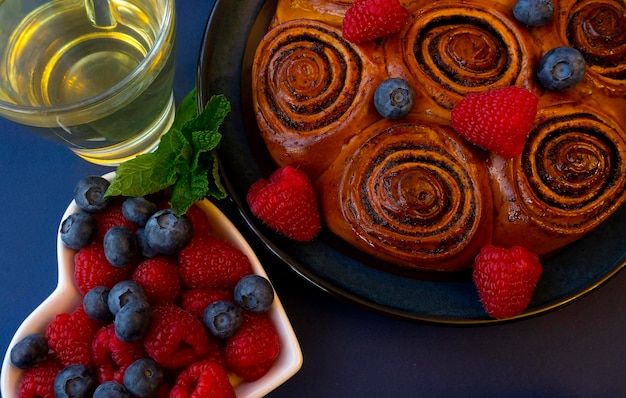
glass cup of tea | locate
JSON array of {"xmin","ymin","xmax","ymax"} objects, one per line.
[{"xmin": 0, "ymin": 0, "xmax": 176, "ymax": 166}]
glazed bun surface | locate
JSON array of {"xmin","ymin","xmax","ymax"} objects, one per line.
[{"xmin": 252, "ymin": 0, "xmax": 626, "ymax": 272}]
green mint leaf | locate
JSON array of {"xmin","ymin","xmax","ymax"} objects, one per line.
[
  {"xmin": 105, "ymin": 128, "xmax": 191, "ymax": 198},
  {"xmin": 206, "ymin": 151, "xmax": 228, "ymax": 200},
  {"xmin": 105, "ymin": 152, "xmax": 178, "ymax": 197},
  {"xmin": 172, "ymin": 89, "xmax": 198, "ymax": 131},
  {"xmin": 157, "ymin": 127, "xmax": 194, "ymax": 162},
  {"xmin": 191, "ymin": 130, "xmax": 221, "ymax": 168},
  {"xmin": 191, "ymin": 129, "xmax": 226, "ymax": 199},
  {"xmin": 182, "ymin": 94, "xmax": 231, "ymax": 137},
  {"xmin": 192, "ymin": 130, "xmax": 222, "ymax": 154},
  {"xmin": 169, "ymin": 164, "xmax": 212, "ymax": 215},
  {"xmin": 167, "ymin": 130, "xmax": 223, "ymax": 214},
  {"xmin": 105, "ymin": 90, "xmax": 231, "ymax": 213},
  {"xmin": 169, "ymin": 164, "xmax": 192, "ymax": 214}
]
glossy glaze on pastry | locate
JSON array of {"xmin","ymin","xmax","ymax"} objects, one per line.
[{"xmin": 252, "ymin": 0, "xmax": 626, "ymax": 272}]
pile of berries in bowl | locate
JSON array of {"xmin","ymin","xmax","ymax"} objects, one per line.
[{"xmin": 1, "ymin": 172, "xmax": 302, "ymax": 398}]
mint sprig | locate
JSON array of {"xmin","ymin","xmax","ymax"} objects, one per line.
[{"xmin": 105, "ymin": 90, "xmax": 231, "ymax": 215}]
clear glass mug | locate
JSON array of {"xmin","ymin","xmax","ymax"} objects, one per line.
[{"xmin": 0, "ymin": 0, "xmax": 176, "ymax": 165}]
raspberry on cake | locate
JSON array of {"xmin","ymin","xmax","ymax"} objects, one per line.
[
  {"xmin": 451, "ymin": 86, "xmax": 539, "ymax": 158},
  {"xmin": 342, "ymin": 0, "xmax": 409, "ymax": 43}
]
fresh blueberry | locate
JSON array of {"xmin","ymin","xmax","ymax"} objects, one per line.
[
  {"xmin": 513, "ymin": 0, "xmax": 555, "ymax": 26},
  {"xmin": 136, "ymin": 228, "xmax": 158, "ymax": 258},
  {"xmin": 123, "ymin": 358, "xmax": 163, "ymax": 398},
  {"xmin": 203, "ymin": 300, "xmax": 242, "ymax": 339},
  {"xmin": 10, "ymin": 333, "xmax": 48, "ymax": 369},
  {"xmin": 54, "ymin": 364, "xmax": 96, "ymax": 398},
  {"xmin": 122, "ymin": 197, "xmax": 157, "ymax": 226},
  {"xmin": 114, "ymin": 300, "xmax": 152, "ymax": 343},
  {"xmin": 103, "ymin": 226, "xmax": 138, "ymax": 267},
  {"xmin": 234, "ymin": 274, "xmax": 275, "ymax": 313},
  {"xmin": 374, "ymin": 78, "xmax": 415, "ymax": 120},
  {"xmin": 60, "ymin": 211, "xmax": 97, "ymax": 250},
  {"xmin": 94, "ymin": 381, "xmax": 131, "ymax": 398},
  {"xmin": 537, "ymin": 46, "xmax": 586, "ymax": 91},
  {"xmin": 83, "ymin": 286, "xmax": 114, "ymax": 323},
  {"xmin": 73, "ymin": 176, "xmax": 111, "ymax": 213},
  {"xmin": 108, "ymin": 280, "xmax": 147, "ymax": 315},
  {"xmin": 144, "ymin": 209, "xmax": 193, "ymax": 254}
]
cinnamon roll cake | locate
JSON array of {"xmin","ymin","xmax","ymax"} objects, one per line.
[{"xmin": 251, "ymin": 0, "xmax": 626, "ymax": 272}]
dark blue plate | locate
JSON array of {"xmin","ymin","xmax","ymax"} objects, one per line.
[{"xmin": 196, "ymin": 0, "xmax": 626, "ymax": 324}]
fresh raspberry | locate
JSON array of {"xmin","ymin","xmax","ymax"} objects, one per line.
[
  {"xmin": 143, "ymin": 304, "xmax": 212, "ymax": 369},
  {"xmin": 178, "ymin": 235, "xmax": 253, "ymax": 289},
  {"xmin": 342, "ymin": 0, "xmax": 410, "ymax": 43},
  {"xmin": 246, "ymin": 166, "xmax": 321, "ymax": 242},
  {"xmin": 153, "ymin": 382, "xmax": 173, "ymax": 398},
  {"xmin": 132, "ymin": 257, "xmax": 184, "ymax": 305},
  {"xmin": 170, "ymin": 360, "xmax": 236, "ymax": 398},
  {"xmin": 17, "ymin": 356, "xmax": 63, "ymax": 398},
  {"xmin": 92, "ymin": 197, "xmax": 138, "ymax": 241},
  {"xmin": 185, "ymin": 203, "xmax": 211, "ymax": 235},
  {"xmin": 74, "ymin": 242, "xmax": 134, "ymax": 295},
  {"xmin": 45, "ymin": 306, "xmax": 101, "ymax": 368},
  {"xmin": 180, "ymin": 287, "xmax": 233, "ymax": 320},
  {"xmin": 473, "ymin": 244, "xmax": 543, "ymax": 319},
  {"xmin": 451, "ymin": 86, "xmax": 539, "ymax": 158},
  {"xmin": 92, "ymin": 324, "xmax": 146, "ymax": 384},
  {"xmin": 204, "ymin": 337, "xmax": 228, "ymax": 368},
  {"xmin": 225, "ymin": 312, "xmax": 280, "ymax": 382}
]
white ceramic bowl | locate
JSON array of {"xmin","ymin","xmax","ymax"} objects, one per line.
[{"xmin": 1, "ymin": 172, "xmax": 302, "ymax": 398}]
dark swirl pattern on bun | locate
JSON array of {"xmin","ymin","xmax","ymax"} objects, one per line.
[
  {"xmin": 317, "ymin": 117, "xmax": 492, "ymax": 271},
  {"xmin": 491, "ymin": 105, "xmax": 626, "ymax": 255},
  {"xmin": 563, "ymin": 0, "xmax": 626, "ymax": 86},
  {"xmin": 252, "ymin": 19, "xmax": 382, "ymax": 178},
  {"xmin": 392, "ymin": 2, "xmax": 540, "ymax": 109}
]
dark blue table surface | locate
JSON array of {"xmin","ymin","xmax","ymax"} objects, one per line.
[{"xmin": 2, "ymin": 1, "xmax": 626, "ymax": 397}]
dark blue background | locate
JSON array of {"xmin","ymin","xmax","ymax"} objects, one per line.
[{"xmin": 1, "ymin": 1, "xmax": 625, "ymax": 396}]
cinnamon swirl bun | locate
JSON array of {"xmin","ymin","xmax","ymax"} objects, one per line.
[
  {"xmin": 252, "ymin": 19, "xmax": 383, "ymax": 178},
  {"xmin": 560, "ymin": 0, "xmax": 626, "ymax": 94},
  {"xmin": 388, "ymin": 0, "xmax": 541, "ymax": 109},
  {"xmin": 491, "ymin": 104, "xmax": 626, "ymax": 255},
  {"xmin": 317, "ymin": 115, "xmax": 492, "ymax": 271}
]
